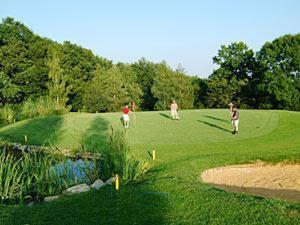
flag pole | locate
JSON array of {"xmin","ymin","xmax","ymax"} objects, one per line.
[{"xmin": 132, "ymin": 101, "xmax": 136, "ymax": 128}]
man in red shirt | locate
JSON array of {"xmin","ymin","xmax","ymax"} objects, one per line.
[{"xmin": 122, "ymin": 105, "xmax": 131, "ymax": 128}]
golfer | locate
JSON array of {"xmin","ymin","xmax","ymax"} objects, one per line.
[
  {"xmin": 231, "ymin": 105, "xmax": 239, "ymax": 135},
  {"xmin": 122, "ymin": 105, "xmax": 131, "ymax": 128},
  {"xmin": 170, "ymin": 100, "xmax": 179, "ymax": 120}
]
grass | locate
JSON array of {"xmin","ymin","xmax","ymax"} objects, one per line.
[{"xmin": 0, "ymin": 109, "xmax": 299, "ymax": 225}]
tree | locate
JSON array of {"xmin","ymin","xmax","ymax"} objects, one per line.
[
  {"xmin": 0, "ymin": 17, "xmax": 50, "ymax": 104},
  {"xmin": 47, "ymin": 49, "xmax": 70, "ymax": 109},
  {"xmin": 191, "ymin": 76, "xmax": 209, "ymax": 108},
  {"xmin": 0, "ymin": 72, "xmax": 20, "ymax": 105},
  {"xmin": 210, "ymin": 42, "xmax": 256, "ymax": 107},
  {"xmin": 60, "ymin": 41, "xmax": 113, "ymax": 110},
  {"xmin": 131, "ymin": 58, "xmax": 158, "ymax": 111},
  {"xmin": 151, "ymin": 63, "xmax": 194, "ymax": 110},
  {"xmin": 207, "ymin": 78, "xmax": 234, "ymax": 108},
  {"xmin": 84, "ymin": 65, "xmax": 142, "ymax": 112},
  {"xmin": 253, "ymin": 34, "xmax": 300, "ymax": 110},
  {"xmin": 116, "ymin": 63, "xmax": 143, "ymax": 108}
]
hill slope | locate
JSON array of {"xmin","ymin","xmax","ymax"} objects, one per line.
[{"xmin": 0, "ymin": 109, "xmax": 299, "ymax": 225}]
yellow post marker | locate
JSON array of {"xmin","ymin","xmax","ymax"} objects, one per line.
[
  {"xmin": 115, "ymin": 174, "xmax": 120, "ymax": 191},
  {"xmin": 24, "ymin": 135, "xmax": 28, "ymax": 142},
  {"xmin": 13, "ymin": 118, "xmax": 16, "ymax": 123},
  {"xmin": 152, "ymin": 150, "xmax": 156, "ymax": 160}
]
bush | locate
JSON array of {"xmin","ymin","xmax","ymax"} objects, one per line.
[
  {"xmin": 0, "ymin": 105, "xmax": 15, "ymax": 124},
  {"xmin": 20, "ymin": 96, "xmax": 70, "ymax": 120},
  {"xmin": 98, "ymin": 127, "xmax": 151, "ymax": 183}
]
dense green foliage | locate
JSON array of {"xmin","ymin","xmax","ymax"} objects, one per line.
[
  {"xmin": 0, "ymin": 110, "xmax": 299, "ymax": 224},
  {"xmin": 0, "ymin": 17, "xmax": 299, "ymax": 117}
]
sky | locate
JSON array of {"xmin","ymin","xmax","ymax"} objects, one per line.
[{"xmin": 0, "ymin": 0, "xmax": 299, "ymax": 77}]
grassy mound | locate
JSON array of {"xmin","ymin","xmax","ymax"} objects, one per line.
[{"xmin": 0, "ymin": 109, "xmax": 299, "ymax": 225}]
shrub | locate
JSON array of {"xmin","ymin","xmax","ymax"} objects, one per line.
[
  {"xmin": 20, "ymin": 96, "xmax": 70, "ymax": 120},
  {"xmin": 0, "ymin": 105, "xmax": 15, "ymax": 124},
  {"xmin": 98, "ymin": 127, "xmax": 151, "ymax": 183}
]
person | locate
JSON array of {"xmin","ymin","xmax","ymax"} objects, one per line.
[
  {"xmin": 231, "ymin": 105, "xmax": 239, "ymax": 135},
  {"xmin": 122, "ymin": 105, "xmax": 131, "ymax": 128},
  {"xmin": 170, "ymin": 100, "xmax": 179, "ymax": 120},
  {"xmin": 228, "ymin": 102, "xmax": 234, "ymax": 125}
]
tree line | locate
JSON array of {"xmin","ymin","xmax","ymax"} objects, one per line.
[{"xmin": 0, "ymin": 17, "xmax": 299, "ymax": 115}]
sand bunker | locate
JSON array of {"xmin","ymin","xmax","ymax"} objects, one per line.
[{"xmin": 201, "ymin": 162, "xmax": 300, "ymax": 202}]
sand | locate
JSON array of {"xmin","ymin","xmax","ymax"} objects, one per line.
[{"xmin": 201, "ymin": 162, "xmax": 300, "ymax": 202}]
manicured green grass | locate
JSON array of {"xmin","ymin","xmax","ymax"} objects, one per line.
[{"xmin": 0, "ymin": 109, "xmax": 299, "ymax": 225}]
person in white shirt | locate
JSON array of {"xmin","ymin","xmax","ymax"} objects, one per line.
[
  {"xmin": 170, "ymin": 100, "xmax": 179, "ymax": 120},
  {"xmin": 231, "ymin": 105, "xmax": 240, "ymax": 135}
]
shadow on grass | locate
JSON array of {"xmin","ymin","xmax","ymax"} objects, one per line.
[
  {"xmin": 2, "ymin": 182, "xmax": 169, "ymax": 225},
  {"xmin": 82, "ymin": 116, "xmax": 110, "ymax": 152},
  {"xmin": 202, "ymin": 115, "xmax": 231, "ymax": 124},
  {"xmin": 0, "ymin": 115, "xmax": 64, "ymax": 146},
  {"xmin": 159, "ymin": 112, "xmax": 172, "ymax": 120},
  {"xmin": 210, "ymin": 184, "xmax": 300, "ymax": 203},
  {"xmin": 0, "ymin": 120, "xmax": 9, "ymax": 129},
  {"xmin": 198, "ymin": 120, "xmax": 232, "ymax": 133}
]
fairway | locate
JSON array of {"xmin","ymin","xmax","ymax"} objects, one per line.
[{"xmin": 0, "ymin": 109, "xmax": 299, "ymax": 225}]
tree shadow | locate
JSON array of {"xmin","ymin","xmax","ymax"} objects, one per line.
[
  {"xmin": 202, "ymin": 115, "xmax": 230, "ymax": 124},
  {"xmin": 81, "ymin": 116, "xmax": 110, "ymax": 153},
  {"xmin": 0, "ymin": 115, "xmax": 170, "ymax": 224},
  {"xmin": 2, "ymin": 181, "xmax": 169, "ymax": 225},
  {"xmin": 0, "ymin": 115, "xmax": 64, "ymax": 146},
  {"xmin": 198, "ymin": 120, "xmax": 232, "ymax": 133},
  {"xmin": 208, "ymin": 184, "xmax": 300, "ymax": 203},
  {"xmin": 159, "ymin": 112, "xmax": 172, "ymax": 120}
]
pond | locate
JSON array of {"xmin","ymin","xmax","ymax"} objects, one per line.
[{"xmin": 53, "ymin": 159, "xmax": 95, "ymax": 184}]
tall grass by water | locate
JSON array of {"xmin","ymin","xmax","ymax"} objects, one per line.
[
  {"xmin": 0, "ymin": 127, "xmax": 151, "ymax": 205},
  {"xmin": 0, "ymin": 148, "xmax": 76, "ymax": 204},
  {"xmin": 99, "ymin": 127, "xmax": 151, "ymax": 183}
]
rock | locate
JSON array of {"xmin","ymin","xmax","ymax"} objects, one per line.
[
  {"xmin": 90, "ymin": 179, "xmax": 106, "ymax": 190},
  {"xmin": 27, "ymin": 201, "xmax": 34, "ymax": 207},
  {"xmin": 20, "ymin": 145, "xmax": 28, "ymax": 152},
  {"xmin": 105, "ymin": 177, "xmax": 116, "ymax": 185},
  {"xmin": 44, "ymin": 195, "xmax": 59, "ymax": 202},
  {"xmin": 13, "ymin": 143, "xmax": 21, "ymax": 150},
  {"xmin": 64, "ymin": 183, "xmax": 90, "ymax": 194}
]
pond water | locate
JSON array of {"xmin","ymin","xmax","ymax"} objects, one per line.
[{"xmin": 53, "ymin": 159, "xmax": 94, "ymax": 184}]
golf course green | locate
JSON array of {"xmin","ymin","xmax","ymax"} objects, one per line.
[{"xmin": 0, "ymin": 109, "xmax": 299, "ymax": 225}]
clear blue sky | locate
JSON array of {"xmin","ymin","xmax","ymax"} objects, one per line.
[{"xmin": 1, "ymin": 0, "xmax": 299, "ymax": 77}]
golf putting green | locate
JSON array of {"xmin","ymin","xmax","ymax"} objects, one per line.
[{"xmin": 0, "ymin": 109, "xmax": 299, "ymax": 225}]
